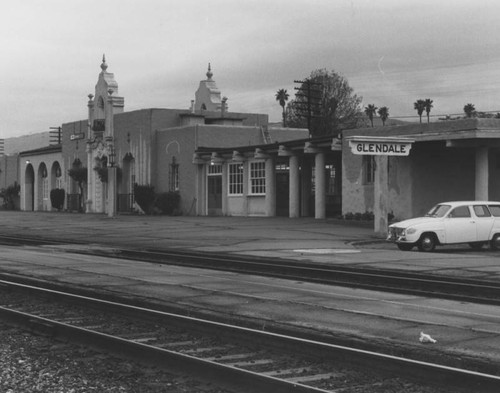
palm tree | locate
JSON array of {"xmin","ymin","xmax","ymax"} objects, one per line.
[
  {"xmin": 424, "ymin": 98, "xmax": 433, "ymax": 123},
  {"xmin": 377, "ymin": 106, "xmax": 389, "ymax": 126},
  {"xmin": 464, "ymin": 103, "xmax": 476, "ymax": 118},
  {"xmin": 275, "ymin": 89, "xmax": 289, "ymax": 126},
  {"xmin": 364, "ymin": 104, "xmax": 378, "ymax": 127},
  {"xmin": 414, "ymin": 99, "xmax": 426, "ymax": 123}
]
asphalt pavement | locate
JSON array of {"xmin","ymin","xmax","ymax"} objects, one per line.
[{"xmin": 1, "ymin": 211, "xmax": 499, "ymax": 282}]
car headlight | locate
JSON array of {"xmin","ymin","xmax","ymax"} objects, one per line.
[{"xmin": 406, "ymin": 228, "xmax": 417, "ymax": 235}]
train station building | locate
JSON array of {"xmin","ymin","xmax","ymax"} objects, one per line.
[
  {"xmin": 6, "ymin": 57, "xmax": 500, "ymax": 233},
  {"xmin": 15, "ymin": 58, "xmax": 308, "ymax": 215}
]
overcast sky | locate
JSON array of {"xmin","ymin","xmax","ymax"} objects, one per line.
[{"xmin": 2, "ymin": 0, "xmax": 500, "ymax": 138}]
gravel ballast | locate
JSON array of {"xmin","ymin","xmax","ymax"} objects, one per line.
[{"xmin": 0, "ymin": 322, "xmax": 234, "ymax": 393}]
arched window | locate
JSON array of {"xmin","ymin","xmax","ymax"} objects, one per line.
[{"xmin": 169, "ymin": 156, "xmax": 179, "ymax": 191}]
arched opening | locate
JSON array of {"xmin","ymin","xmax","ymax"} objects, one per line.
[
  {"xmin": 50, "ymin": 161, "xmax": 64, "ymax": 211},
  {"xmin": 24, "ymin": 164, "xmax": 35, "ymax": 211},
  {"xmin": 51, "ymin": 161, "xmax": 63, "ymax": 189}
]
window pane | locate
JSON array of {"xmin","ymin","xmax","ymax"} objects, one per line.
[
  {"xmin": 450, "ymin": 206, "xmax": 471, "ymax": 218},
  {"xmin": 488, "ymin": 205, "xmax": 500, "ymax": 217},
  {"xmin": 228, "ymin": 163, "xmax": 243, "ymax": 195},
  {"xmin": 249, "ymin": 162, "xmax": 266, "ymax": 194},
  {"xmin": 473, "ymin": 205, "xmax": 491, "ymax": 217}
]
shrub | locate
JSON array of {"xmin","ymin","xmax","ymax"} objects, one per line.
[
  {"xmin": 133, "ymin": 183, "xmax": 156, "ymax": 214},
  {"xmin": 50, "ymin": 189, "xmax": 65, "ymax": 210},
  {"xmin": 361, "ymin": 211, "xmax": 374, "ymax": 221},
  {"xmin": 0, "ymin": 182, "xmax": 20, "ymax": 210},
  {"xmin": 344, "ymin": 212, "xmax": 354, "ymax": 220},
  {"xmin": 155, "ymin": 191, "xmax": 180, "ymax": 215}
]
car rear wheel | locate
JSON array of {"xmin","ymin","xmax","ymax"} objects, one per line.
[
  {"xmin": 490, "ymin": 234, "xmax": 500, "ymax": 250},
  {"xmin": 417, "ymin": 233, "xmax": 436, "ymax": 252},
  {"xmin": 397, "ymin": 243, "xmax": 413, "ymax": 251}
]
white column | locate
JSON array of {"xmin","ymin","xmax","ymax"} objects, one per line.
[
  {"xmin": 475, "ymin": 146, "xmax": 489, "ymax": 201},
  {"xmin": 242, "ymin": 161, "xmax": 249, "ymax": 216},
  {"xmin": 289, "ymin": 155, "xmax": 300, "ymax": 218},
  {"xmin": 374, "ymin": 155, "xmax": 389, "ymax": 235},
  {"xmin": 107, "ymin": 166, "xmax": 117, "ymax": 217},
  {"xmin": 222, "ymin": 163, "xmax": 228, "ymax": 215},
  {"xmin": 195, "ymin": 164, "xmax": 204, "ymax": 216},
  {"xmin": 314, "ymin": 152, "xmax": 326, "ymax": 219},
  {"xmin": 265, "ymin": 157, "xmax": 276, "ymax": 216},
  {"xmin": 301, "ymin": 158, "xmax": 311, "ymax": 217}
]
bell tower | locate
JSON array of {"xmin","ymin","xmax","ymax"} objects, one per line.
[
  {"xmin": 86, "ymin": 55, "xmax": 124, "ymax": 215},
  {"xmin": 88, "ymin": 55, "xmax": 124, "ymax": 139},
  {"xmin": 194, "ymin": 63, "xmax": 225, "ymax": 113}
]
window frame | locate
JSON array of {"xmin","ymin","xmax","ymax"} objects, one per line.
[
  {"xmin": 249, "ymin": 161, "xmax": 266, "ymax": 195},
  {"xmin": 228, "ymin": 163, "xmax": 244, "ymax": 196}
]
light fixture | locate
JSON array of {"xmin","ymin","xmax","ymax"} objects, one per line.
[{"xmin": 26, "ymin": 160, "xmax": 30, "ymax": 165}]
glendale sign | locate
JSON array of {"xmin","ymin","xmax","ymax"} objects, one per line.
[{"xmin": 347, "ymin": 136, "xmax": 414, "ymax": 156}]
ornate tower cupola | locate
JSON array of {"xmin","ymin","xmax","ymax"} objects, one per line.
[
  {"xmin": 88, "ymin": 55, "xmax": 124, "ymax": 138},
  {"xmin": 194, "ymin": 63, "xmax": 224, "ymax": 112}
]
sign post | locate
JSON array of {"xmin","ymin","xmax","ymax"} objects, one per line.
[{"xmin": 347, "ymin": 136, "xmax": 414, "ymax": 235}]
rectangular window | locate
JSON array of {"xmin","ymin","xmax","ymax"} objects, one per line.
[
  {"xmin": 249, "ymin": 161, "xmax": 266, "ymax": 195},
  {"xmin": 208, "ymin": 164, "xmax": 222, "ymax": 175},
  {"xmin": 228, "ymin": 163, "xmax": 244, "ymax": 195},
  {"xmin": 363, "ymin": 156, "xmax": 375, "ymax": 185}
]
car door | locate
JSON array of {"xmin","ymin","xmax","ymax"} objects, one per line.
[
  {"xmin": 444, "ymin": 205, "xmax": 477, "ymax": 243},
  {"xmin": 472, "ymin": 205, "xmax": 494, "ymax": 241}
]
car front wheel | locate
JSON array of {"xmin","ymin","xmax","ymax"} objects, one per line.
[
  {"xmin": 417, "ymin": 233, "xmax": 436, "ymax": 252},
  {"xmin": 490, "ymin": 234, "xmax": 500, "ymax": 250}
]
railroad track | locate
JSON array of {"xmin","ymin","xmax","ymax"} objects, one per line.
[
  {"xmin": 1, "ymin": 233, "xmax": 500, "ymax": 306},
  {"xmin": 0, "ymin": 279, "xmax": 499, "ymax": 393}
]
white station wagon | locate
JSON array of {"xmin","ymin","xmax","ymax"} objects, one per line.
[{"xmin": 387, "ymin": 201, "xmax": 500, "ymax": 251}]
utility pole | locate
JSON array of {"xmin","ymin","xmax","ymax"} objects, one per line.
[
  {"xmin": 293, "ymin": 79, "xmax": 322, "ymax": 134},
  {"xmin": 49, "ymin": 127, "xmax": 62, "ymax": 145}
]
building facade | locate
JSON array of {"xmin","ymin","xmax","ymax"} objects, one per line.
[
  {"xmin": 10, "ymin": 57, "xmax": 500, "ymax": 231},
  {"xmin": 15, "ymin": 58, "xmax": 308, "ymax": 215}
]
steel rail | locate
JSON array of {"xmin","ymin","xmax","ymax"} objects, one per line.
[
  {"xmin": 1, "ymin": 233, "xmax": 500, "ymax": 305},
  {"xmin": 1, "ymin": 279, "xmax": 500, "ymax": 392}
]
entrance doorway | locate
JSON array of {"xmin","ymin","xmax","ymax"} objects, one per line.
[
  {"xmin": 24, "ymin": 164, "xmax": 35, "ymax": 211},
  {"xmin": 276, "ymin": 168, "xmax": 289, "ymax": 217},
  {"xmin": 207, "ymin": 175, "xmax": 222, "ymax": 215}
]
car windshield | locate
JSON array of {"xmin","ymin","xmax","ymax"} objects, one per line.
[{"xmin": 425, "ymin": 204, "xmax": 451, "ymax": 218}]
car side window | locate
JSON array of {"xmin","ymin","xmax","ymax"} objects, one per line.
[
  {"xmin": 448, "ymin": 206, "xmax": 471, "ymax": 218},
  {"xmin": 488, "ymin": 205, "xmax": 500, "ymax": 217},
  {"xmin": 473, "ymin": 205, "xmax": 491, "ymax": 217}
]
